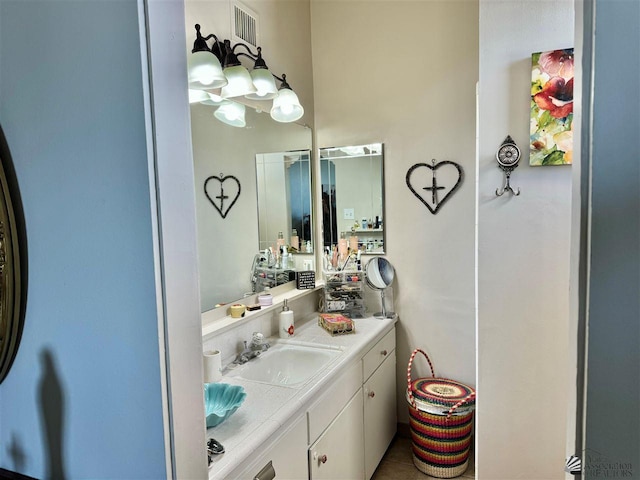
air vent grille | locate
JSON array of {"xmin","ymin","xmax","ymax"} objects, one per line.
[{"xmin": 232, "ymin": 2, "xmax": 259, "ymax": 48}]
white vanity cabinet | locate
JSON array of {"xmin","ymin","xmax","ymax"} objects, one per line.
[
  {"xmin": 211, "ymin": 322, "xmax": 397, "ymax": 480},
  {"xmin": 307, "ymin": 327, "xmax": 397, "ymax": 480},
  {"xmin": 363, "ymin": 329, "xmax": 397, "ymax": 479}
]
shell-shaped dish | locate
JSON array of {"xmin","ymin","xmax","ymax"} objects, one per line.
[{"xmin": 204, "ymin": 383, "xmax": 247, "ymax": 428}]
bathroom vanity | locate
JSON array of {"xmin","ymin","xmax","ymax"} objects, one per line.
[{"xmin": 207, "ymin": 314, "xmax": 397, "ymax": 480}]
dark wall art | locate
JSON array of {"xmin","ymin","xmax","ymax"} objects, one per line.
[
  {"xmin": 204, "ymin": 173, "xmax": 241, "ymax": 219},
  {"xmin": 406, "ymin": 159, "xmax": 463, "ymax": 214}
]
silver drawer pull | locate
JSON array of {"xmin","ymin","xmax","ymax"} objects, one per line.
[{"xmin": 253, "ymin": 460, "xmax": 275, "ymax": 480}]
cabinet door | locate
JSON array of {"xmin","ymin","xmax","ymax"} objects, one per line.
[
  {"xmin": 363, "ymin": 351, "xmax": 397, "ymax": 480},
  {"xmin": 309, "ymin": 390, "xmax": 364, "ymax": 480},
  {"xmin": 231, "ymin": 416, "xmax": 308, "ymax": 480}
]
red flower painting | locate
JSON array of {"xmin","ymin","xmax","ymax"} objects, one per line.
[{"xmin": 530, "ymin": 48, "xmax": 574, "ymax": 166}]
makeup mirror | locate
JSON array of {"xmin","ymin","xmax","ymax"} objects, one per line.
[
  {"xmin": 191, "ymin": 105, "xmax": 313, "ymax": 311},
  {"xmin": 320, "ymin": 143, "xmax": 385, "ymax": 253},
  {"xmin": 365, "ymin": 257, "xmax": 396, "ymax": 319}
]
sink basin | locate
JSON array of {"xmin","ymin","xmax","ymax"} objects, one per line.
[{"xmin": 228, "ymin": 343, "xmax": 342, "ymax": 386}]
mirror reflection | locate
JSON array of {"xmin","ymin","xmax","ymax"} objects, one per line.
[
  {"xmin": 191, "ymin": 105, "xmax": 312, "ymax": 311},
  {"xmin": 320, "ymin": 143, "xmax": 385, "ymax": 254},
  {"xmin": 256, "ymin": 151, "xmax": 312, "ymax": 253}
]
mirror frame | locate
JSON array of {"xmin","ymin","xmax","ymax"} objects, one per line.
[{"xmin": 0, "ymin": 123, "xmax": 28, "ymax": 384}]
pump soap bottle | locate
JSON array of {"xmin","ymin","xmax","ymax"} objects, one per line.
[{"xmin": 279, "ymin": 299, "xmax": 294, "ymax": 338}]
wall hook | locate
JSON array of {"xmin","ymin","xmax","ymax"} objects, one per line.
[
  {"xmin": 496, "ymin": 169, "xmax": 520, "ymax": 196},
  {"xmin": 495, "ymin": 135, "xmax": 521, "ymax": 196}
]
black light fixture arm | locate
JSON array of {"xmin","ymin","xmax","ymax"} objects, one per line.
[
  {"xmin": 191, "ymin": 24, "xmax": 222, "ymax": 54},
  {"xmin": 274, "ymin": 73, "xmax": 292, "ymax": 90}
]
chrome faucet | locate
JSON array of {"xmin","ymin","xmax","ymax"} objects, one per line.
[{"xmin": 233, "ymin": 332, "xmax": 271, "ymax": 365}]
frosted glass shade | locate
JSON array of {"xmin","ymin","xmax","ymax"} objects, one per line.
[
  {"xmin": 246, "ymin": 69, "xmax": 278, "ymax": 100},
  {"xmin": 214, "ymin": 102, "xmax": 246, "ymax": 128},
  {"xmin": 188, "ymin": 51, "xmax": 228, "ymax": 89},
  {"xmin": 221, "ymin": 65, "xmax": 257, "ymax": 98},
  {"xmin": 188, "ymin": 89, "xmax": 210, "ymax": 104},
  {"xmin": 270, "ymin": 89, "xmax": 304, "ymax": 123},
  {"xmin": 200, "ymin": 92, "xmax": 225, "ymax": 106}
]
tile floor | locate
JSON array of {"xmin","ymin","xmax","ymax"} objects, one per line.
[{"xmin": 371, "ymin": 435, "xmax": 475, "ymax": 480}]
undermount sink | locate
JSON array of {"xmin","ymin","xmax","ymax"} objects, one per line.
[{"xmin": 227, "ymin": 342, "xmax": 343, "ymax": 387}]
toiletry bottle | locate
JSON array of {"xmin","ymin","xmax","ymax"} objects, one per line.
[
  {"xmin": 279, "ymin": 299, "xmax": 294, "ymax": 338},
  {"xmin": 281, "ymin": 245, "xmax": 290, "ymax": 270},
  {"xmin": 291, "ymin": 229, "xmax": 299, "ymax": 251},
  {"xmin": 306, "ymin": 240, "xmax": 312, "ymax": 253},
  {"xmin": 338, "ymin": 232, "xmax": 348, "ymax": 258},
  {"xmin": 276, "ymin": 231, "xmax": 285, "ymax": 249},
  {"xmin": 349, "ymin": 235, "xmax": 358, "ymax": 252},
  {"xmin": 368, "ymin": 218, "xmax": 373, "ymax": 229},
  {"xmin": 361, "ymin": 218, "xmax": 367, "ymax": 229}
]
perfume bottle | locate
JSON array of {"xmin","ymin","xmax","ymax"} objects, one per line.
[
  {"xmin": 291, "ymin": 229, "xmax": 299, "ymax": 251},
  {"xmin": 276, "ymin": 231, "xmax": 285, "ymax": 249}
]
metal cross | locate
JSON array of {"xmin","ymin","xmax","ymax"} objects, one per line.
[
  {"xmin": 216, "ymin": 188, "xmax": 229, "ymax": 210},
  {"xmin": 423, "ymin": 160, "xmax": 445, "ymax": 206}
]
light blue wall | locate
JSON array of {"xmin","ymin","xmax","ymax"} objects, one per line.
[
  {"xmin": 0, "ymin": 1, "xmax": 166, "ymax": 478},
  {"xmin": 584, "ymin": 0, "xmax": 640, "ymax": 478}
]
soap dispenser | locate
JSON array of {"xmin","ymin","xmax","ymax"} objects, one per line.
[{"xmin": 279, "ymin": 299, "xmax": 294, "ymax": 338}]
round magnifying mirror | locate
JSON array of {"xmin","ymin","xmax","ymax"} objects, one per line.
[{"xmin": 365, "ymin": 257, "xmax": 396, "ymax": 319}]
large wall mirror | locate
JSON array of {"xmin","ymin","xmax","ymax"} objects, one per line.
[
  {"xmin": 191, "ymin": 105, "xmax": 313, "ymax": 311},
  {"xmin": 0, "ymin": 124, "xmax": 27, "ymax": 384},
  {"xmin": 320, "ymin": 143, "xmax": 385, "ymax": 254}
]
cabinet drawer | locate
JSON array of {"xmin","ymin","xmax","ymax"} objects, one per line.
[
  {"xmin": 307, "ymin": 360, "xmax": 362, "ymax": 444},
  {"xmin": 228, "ymin": 416, "xmax": 308, "ymax": 480},
  {"xmin": 362, "ymin": 328, "xmax": 396, "ymax": 381}
]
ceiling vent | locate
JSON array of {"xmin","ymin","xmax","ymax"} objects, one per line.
[{"xmin": 231, "ymin": 2, "xmax": 259, "ymax": 48}]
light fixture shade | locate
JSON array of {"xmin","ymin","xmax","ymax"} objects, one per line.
[
  {"xmin": 221, "ymin": 65, "xmax": 256, "ymax": 98},
  {"xmin": 270, "ymin": 88, "xmax": 304, "ymax": 123},
  {"xmin": 188, "ymin": 89, "xmax": 210, "ymax": 104},
  {"xmin": 214, "ymin": 102, "xmax": 246, "ymax": 127},
  {"xmin": 188, "ymin": 51, "xmax": 228, "ymax": 89},
  {"xmin": 199, "ymin": 92, "xmax": 225, "ymax": 106},
  {"xmin": 246, "ymin": 69, "xmax": 278, "ymax": 100}
]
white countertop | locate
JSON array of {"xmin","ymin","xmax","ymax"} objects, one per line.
[{"xmin": 207, "ymin": 314, "xmax": 396, "ymax": 480}]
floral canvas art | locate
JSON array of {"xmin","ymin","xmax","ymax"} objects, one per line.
[{"xmin": 530, "ymin": 48, "xmax": 574, "ymax": 166}]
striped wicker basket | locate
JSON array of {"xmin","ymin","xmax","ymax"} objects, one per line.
[{"xmin": 406, "ymin": 349, "xmax": 476, "ymax": 479}]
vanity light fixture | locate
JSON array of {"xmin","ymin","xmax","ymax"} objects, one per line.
[
  {"xmin": 188, "ymin": 24, "xmax": 228, "ymax": 90},
  {"xmin": 213, "ymin": 102, "xmax": 246, "ymax": 128},
  {"xmin": 187, "ymin": 24, "xmax": 304, "ymax": 125},
  {"xmin": 270, "ymin": 74, "xmax": 304, "ymax": 123}
]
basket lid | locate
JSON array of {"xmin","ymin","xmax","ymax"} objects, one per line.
[{"xmin": 411, "ymin": 378, "xmax": 475, "ymax": 408}]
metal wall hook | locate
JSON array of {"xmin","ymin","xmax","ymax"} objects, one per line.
[
  {"xmin": 496, "ymin": 169, "xmax": 520, "ymax": 196},
  {"xmin": 495, "ymin": 135, "xmax": 521, "ymax": 197}
]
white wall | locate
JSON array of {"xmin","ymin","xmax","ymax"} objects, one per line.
[
  {"xmin": 477, "ymin": 1, "xmax": 574, "ymax": 479},
  {"xmin": 311, "ymin": 0, "xmax": 479, "ymax": 423}
]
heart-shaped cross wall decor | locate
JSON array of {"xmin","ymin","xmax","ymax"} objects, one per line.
[
  {"xmin": 204, "ymin": 173, "xmax": 241, "ymax": 219},
  {"xmin": 405, "ymin": 159, "xmax": 463, "ymax": 214}
]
